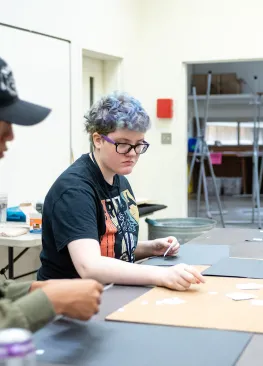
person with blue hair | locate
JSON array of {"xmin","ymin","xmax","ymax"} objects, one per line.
[{"xmin": 38, "ymin": 92, "xmax": 205, "ymax": 291}]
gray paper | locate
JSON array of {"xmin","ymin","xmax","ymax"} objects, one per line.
[
  {"xmin": 202, "ymin": 257, "xmax": 263, "ymax": 279},
  {"xmin": 34, "ymin": 318, "xmax": 251, "ymax": 366},
  {"xmin": 143, "ymin": 244, "xmax": 229, "ymax": 266}
]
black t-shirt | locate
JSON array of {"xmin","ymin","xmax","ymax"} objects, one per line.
[{"xmin": 37, "ymin": 154, "xmax": 139, "ymax": 280}]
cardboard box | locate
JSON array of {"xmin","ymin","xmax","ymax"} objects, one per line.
[
  {"xmin": 191, "ymin": 74, "xmax": 206, "ymax": 95},
  {"xmin": 211, "ymin": 74, "xmax": 221, "ymax": 94},
  {"xmin": 192, "ymin": 73, "xmax": 243, "ymax": 95},
  {"xmin": 192, "ymin": 74, "xmax": 220, "ymax": 95},
  {"xmin": 220, "ymin": 73, "xmax": 242, "ymax": 94}
]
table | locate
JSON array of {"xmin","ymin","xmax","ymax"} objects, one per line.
[
  {"xmin": 186, "ymin": 227, "xmax": 263, "ymax": 259},
  {"xmin": 0, "ymin": 232, "xmax": 41, "ymax": 279},
  {"xmin": 38, "ymin": 228, "xmax": 263, "ymax": 366}
]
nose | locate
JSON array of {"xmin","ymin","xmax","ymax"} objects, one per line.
[
  {"xmin": 0, "ymin": 122, "xmax": 14, "ymax": 144},
  {"xmin": 126, "ymin": 148, "xmax": 137, "ymax": 157},
  {"xmin": 6, "ymin": 125, "xmax": 14, "ymax": 142}
]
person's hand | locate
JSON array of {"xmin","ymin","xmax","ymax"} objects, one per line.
[
  {"xmin": 159, "ymin": 263, "xmax": 205, "ymax": 291},
  {"xmin": 151, "ymin": 236, "xmax": 180, "ymax": 257},
  {"xmin": 42, "ymin": 279, "xmax": 103, "ymax": 321}
]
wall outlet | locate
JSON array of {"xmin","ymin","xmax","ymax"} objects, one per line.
[{"xmin": 161, "ymin": 133, "xmax": 172, "ymax": 144}]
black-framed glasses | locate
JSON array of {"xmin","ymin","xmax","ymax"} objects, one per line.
[{"xmin": 101, "ymin": 135, "xmax": 150, "ymax": 154}]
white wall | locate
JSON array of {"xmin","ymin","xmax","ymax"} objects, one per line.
[
  {"xmin": 0, "ymin": 25, "xmax": 71, "ymax": 206},
  {"xmin": 0, "ymin": 0, "xmax": 136, "ymax": 57}
]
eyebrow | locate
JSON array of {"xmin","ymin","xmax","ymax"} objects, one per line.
[{"xmin": 115, "ymin": 138, "xmax": 145, "ymax": 143}]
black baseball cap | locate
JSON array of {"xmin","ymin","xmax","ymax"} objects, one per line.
[{"xmin": 0, "ymin": 57, "xmax": 51, "ymax": 126}]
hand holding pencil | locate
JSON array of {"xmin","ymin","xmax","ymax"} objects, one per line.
[{"xmin": 150, "ymin": 236, "xmax": 180, "ymax": 257}]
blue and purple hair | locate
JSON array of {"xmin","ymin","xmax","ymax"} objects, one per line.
[{"xmin": 84, "ymin": 92, "xmax": 151, "ymax": 139}]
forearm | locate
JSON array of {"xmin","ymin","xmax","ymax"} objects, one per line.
[
  {"xmin": 134, "ymin": 240, "xmax": 153, "ymax": 261},
  {"xmin": 1, "ymin": 279, "xmax": 61, "ymax": 311},
  {"xmin": 0, "ymin": 290, "xmax": 55, "ymax": 332},
  {"xmin": 81, "ymin": 256, "xmax": 163, "ymax": 286}
]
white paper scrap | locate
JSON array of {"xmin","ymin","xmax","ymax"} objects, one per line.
[
  {"xmin": 156, "ymin": 297, "xmax": 185, "ymax": 305},
  {"xmin": 236, "ymin": 283, "xmax": 263, "ymax": 290},
  {"xmin": 141, "ymin": 301, "xmax": 149, "ymax": 305},
  {"xmin": 36, "ymin": 349, "xmax": 45, "ymax": 355},
  {"xmin": 226, "ymin": 292, "xmax": 257, "ymax": 301},
  {"xmin": 251, "ymin": 299, "xmax": 263, "ymax": 306}
]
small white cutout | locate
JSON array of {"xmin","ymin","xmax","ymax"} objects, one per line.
[
  {"xmin": 156, "ymin": 297, "xmax": 185, "ymax": 305},
  {"xmin": 236, "ymin": 283, "xmax": 263, "ymax": 290},
  {"xmin": 226, "ymin": 292, "xmax": 257, "ymax": 301},
  {"xmin": 36, "ymin": 349, "xmax": 45, "ymax": 355},
  {"xmin": 251, "ymin": 299, "xmax": 263, "ymax": 306},
  {"xmin": 141, "ymin": 301, "xmax": 148, "ymax": 305}
]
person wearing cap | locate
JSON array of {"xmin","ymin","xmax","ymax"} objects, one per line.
[{"xmin": 0, "ymin": 57, "xmax": 103, "ymax": 332}]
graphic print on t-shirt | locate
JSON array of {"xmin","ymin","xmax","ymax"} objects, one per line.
[{"xmin": 100, "ymin": 189, "xmax": 139, "ymax": 262}]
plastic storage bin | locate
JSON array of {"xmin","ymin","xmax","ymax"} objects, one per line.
[
  {"xmin": 206, "ymin": 177, "xmax": 222, "ymax": 196},
  {"xmin": 222, "ymin": 177, "xmax": 242, "ymax": 196}
]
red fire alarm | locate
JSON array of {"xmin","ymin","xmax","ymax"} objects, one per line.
[{"xmin": 157, "ymin": 98, "xmax": 173, "ymax": 118}]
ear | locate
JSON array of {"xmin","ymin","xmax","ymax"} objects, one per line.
[{"xmin": 92, "ymin": 132, "xmax": 103, "ymax": 149}]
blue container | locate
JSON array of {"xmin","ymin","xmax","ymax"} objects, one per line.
[
  {"xmin": 7, "ymin": 206, "xmax": 26, "ymax": 222},
  {"xmin": 188, "ymin": 138, "xmax": 197, "ymax": 152}
]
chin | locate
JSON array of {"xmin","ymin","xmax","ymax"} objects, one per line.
[{"xmin": 117, "ymin": 167, "xmax": 134, "ymax": 176}]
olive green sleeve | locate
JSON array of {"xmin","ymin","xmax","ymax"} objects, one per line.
[
  {"xmin": 1, "ymin": 280, "xmax": 33, "ymax": 301},
  {"xmin": 0, "ymin": 280, "xmax": 32, "ymax": 301},
  {"xmin": 0, "ymin": 289, "xmax": 56, "ymax": 332}
]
